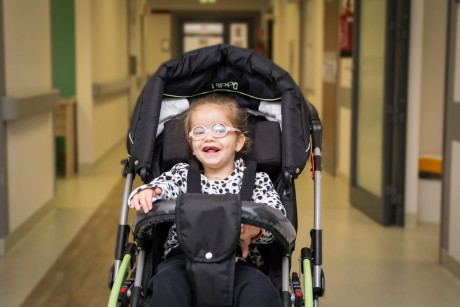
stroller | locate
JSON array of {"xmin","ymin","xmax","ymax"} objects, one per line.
[{"xmin": 108, "ymin": 45, "xmax": 325, "ymax": 307}]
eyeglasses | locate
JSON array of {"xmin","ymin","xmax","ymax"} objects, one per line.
[{"xmin": 188, "ymin": 122, "xmax": 241, "ymax": 140}]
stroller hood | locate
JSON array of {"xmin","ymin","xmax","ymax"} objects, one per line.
[{"xmin": 128, "ymin": 44, "xmax": 311, "ymax": 179}]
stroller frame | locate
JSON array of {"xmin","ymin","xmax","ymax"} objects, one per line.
[{"xmin": 108, "ymin": 45, "xmax": 325, "ymax": 307}]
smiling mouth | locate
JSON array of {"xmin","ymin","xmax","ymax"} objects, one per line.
[{"xmin": 203, "ymin": 146, "xmax": 220, "ymax": 153}]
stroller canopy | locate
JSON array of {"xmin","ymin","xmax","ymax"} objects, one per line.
[{"xmin": 128, "ymin": 44, "xmax": 311, "ymax": 179}]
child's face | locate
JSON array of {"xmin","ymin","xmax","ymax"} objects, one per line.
[{"xmin": 189, "ymin": 105, "xmax": 245, "ymax": 175}]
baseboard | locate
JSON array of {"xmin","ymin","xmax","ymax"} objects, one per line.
[
  {"xmin": 78, "ymin": 162, "xmax": 94, "ymax": 174},
  {"xmin": 336, "ymin": 170, "xmax": 349, "ymax": 184},
  {"xmin": 78, "ymin": 139, "xmax": 125, "ymax": 174},
  {"xmin": 404, "ymin": 213, "xmax": 418, "ymax": 229},
  {"xmin": 0, "ymin": 200, "xmax": 55, "ymax": 257},
  {"xmin": 441, "ymin": 248, "xmax": 460, "ymax": 281}
]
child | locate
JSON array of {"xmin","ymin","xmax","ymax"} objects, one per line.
[{"xmin": 128, "ymin": 93, "xmax": 285, "ymax": 307}]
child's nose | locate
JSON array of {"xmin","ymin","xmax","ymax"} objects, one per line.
[{"xmin": 203, "ymin": 131, "xmax": 215, "ymax": 140}]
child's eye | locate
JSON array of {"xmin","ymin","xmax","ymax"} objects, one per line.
[
  {"xmin": 194, "ymin": 127, "xmax": 206, "ymax": 136},
  {"xmin": 212, "ymin": 123, "xmax": 226, "ymax": 135}
]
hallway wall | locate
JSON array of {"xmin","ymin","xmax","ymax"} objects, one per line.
[
  {"xmin": 144, "ymin": 12, "xmax": 172, "ymax": 76},
  {"xmin": 303, "ymin": 0, "xmax": 324, "ymax": 128},
  {"xmin": 420, "ymin": 0, "xmax": 447, "ymax": 158},
  {"xmin": 76, "ymin": 0, "xmax": 129, "ymax": 171},
  {"xmin": 272, "ymin": 0, "xmax": 300, "ymax": 83},
  {"xmin": 91, "ymin": 0, "xmax": 129, "ymax": 162},
  {"xmin": 2, "ymin": 0, "xmax": 55, "ymax": 238}
]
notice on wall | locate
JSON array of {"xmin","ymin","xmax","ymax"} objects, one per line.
[{"xmin": 230, "ymin": 23, "xmax": 248, "ymax": 48}]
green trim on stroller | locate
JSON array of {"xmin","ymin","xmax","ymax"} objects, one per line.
[
  {"xmin": 303, "ymin": 257, "xmax": 314, "ymax": 307},
  {"xmin": 108, "ymin": 253, "xmax": 131, "ymax": 307}
]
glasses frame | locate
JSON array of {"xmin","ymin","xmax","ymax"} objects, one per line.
[{"xmin": 188, "ymin": 122, "xmax": 241, "ymax": 140}]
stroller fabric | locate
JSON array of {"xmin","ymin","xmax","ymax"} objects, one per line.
[{"xmin": 176, "ymin": 193, "xmax": 241, "ymax": 307}]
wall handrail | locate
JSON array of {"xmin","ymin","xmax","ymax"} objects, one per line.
[
  {"xmin": 1, "ymin": 89, "xmax": 60, "ymax": 122},
  {"xmin": 92, "ymin": 79, "xmax": 131, "ymax": 98}
]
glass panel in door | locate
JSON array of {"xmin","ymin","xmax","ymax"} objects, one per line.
[
  {"xmin": 183, "ymin": 22, "xmax": 224, "ymax": 52},
  {"xmin": 356, "ymin": 0, "xmax": 386, "ymax": 197},
  {"xmin": 351, "ymin": 0, "xmax": 391, "ymax": 224}
]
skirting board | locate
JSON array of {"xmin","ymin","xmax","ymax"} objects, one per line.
[
  {"xmin": 404, "ymin": 212, "xmax": 418, "ymax": 229},
  {"xmin": 0, "ymin": 200, "xmax": 54, "ymax": 256},
  {"xmin": 78, "ymin": 139, "xmax": 126, "ymax": 174},
  {"xmin": 441, "ymin": 248, "xmax": 460, "ymax": 281}
]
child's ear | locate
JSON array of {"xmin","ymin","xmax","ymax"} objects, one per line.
[{"xmin": 235, "ymin": 134, "xmax": 245, "ymax": 152}]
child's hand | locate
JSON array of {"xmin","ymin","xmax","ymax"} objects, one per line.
[
  {"xmin": 239, "ymin": 225, "xmax": 262, "ymax": 259},
  {"xmin": 129, "ymin": 187, "xmax": 162, "ymax": 213}
]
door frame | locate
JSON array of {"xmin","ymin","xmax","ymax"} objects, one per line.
[
  {"xmin": 0, "ymin": 0, "xmax": 8, "ymax": 241},
  {"xmin": 322, "ymin": 0, "xmax": 339, "ymax": 176},
  {"xmin": 350, "ymin": 0, "xmax": 410, "ymax": 226},
  {"xmin": 441, "ymin": 0, "xmax": 460, "ymax": 278}
]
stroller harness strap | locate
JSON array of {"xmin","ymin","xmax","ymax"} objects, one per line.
[
  {"xmin": 186, "ymin": 159, "xmax": 257, "ymax": 201},
  {"xmin": 186, "ymin": 159, "xmax": 202, "ymax": 194},
  {"xmin": 179, "ymin": 160, "xmax": 256, "ymax": 306},
  {"xmin": 176, "ymin": 193, "xmax": 242, "ymax": 307}
]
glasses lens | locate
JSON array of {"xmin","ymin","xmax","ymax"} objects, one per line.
[
  {"xmin": 192, "ymin": 126, "xmax": 206, "ymax": 139},
  {"xmin": 211, "ymin": 123, "xmax": 227, "ymax": 137}
]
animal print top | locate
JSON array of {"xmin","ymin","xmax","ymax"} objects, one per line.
[{"xmin": 128, "ymin": 158, "xmax": 286, "ymax": 267}]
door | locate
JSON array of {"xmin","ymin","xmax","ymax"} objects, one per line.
[
  {"xmin": 173, "ymin": 12, "xmax": 259, "ymax": 55},
  {"xmin": 441, "ymin": 0, "xmax": 460, "ymax": 274},
  {"xmin": 182, "ymin": 22, "xmax": 226, "ymax": 52},
  {"xmin": 350, "ymin": 0, "xmax": 409, "ymax": 226}
]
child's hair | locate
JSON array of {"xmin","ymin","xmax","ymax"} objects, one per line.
[{"xmin": 183, "ymin": 93, "xmax": 252, "ymax": 158}]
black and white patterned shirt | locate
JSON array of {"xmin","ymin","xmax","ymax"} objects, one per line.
[{"xmin": 128, "ymin": 158, "xmax": 286, "ymax": 266}]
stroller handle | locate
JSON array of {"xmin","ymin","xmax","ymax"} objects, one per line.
[{"xmin": 132, "ymin": 199, "xmax": 297, "ymax": 252}]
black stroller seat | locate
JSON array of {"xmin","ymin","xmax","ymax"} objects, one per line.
[{"xmin": 108, "ymin": 44, "xmax": 325, "ymax": 307}]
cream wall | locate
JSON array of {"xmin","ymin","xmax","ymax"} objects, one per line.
[
  {"xmin": 91, "ymin": 0, "xmax": 129, "ymax": 162},
  {"xmin": 405, "ymin": 0, "xmax": 424, "ymax": 224},
  {"xmin": 337, "ymin": 58, "xmax": 352, "ymax": 179},
  {"xmin": 272, "ymin": 0, "xmax": 300, "ymax": 83},
  {"xmin": 129, "ymin": 0, "xmax": 147, "ymax": 107},
  {"xmin": 336, "ymin": 0, "xmax": 353, "ymax": 180},
  {"xmin": 3, "ymin": 0, "xmax": 54, "ymax": 232},
  {"xmin": 76, "ymin": 0, "xmax": 94, "ymax": 168},
  {"xmin": 144, "ymin": 13, "xmax": 172, "ymax": 75},
  {"xmin": 448, "ymin": 141, "xmax": 460, "ymax": 262},
  {"xmin": 93, "ymin": 96, "xmax": 128, "ymax": 160},
  {"xmin": 303, "ymin": 0, "xmax": 324, "ymax": 117},
  {"xmin": 419, "ymin": 0, "xmax": 447, "ymax": 158},
  {"xmin": 76, "ymin": 0, "xmax": 129, "ymax": 170}
]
